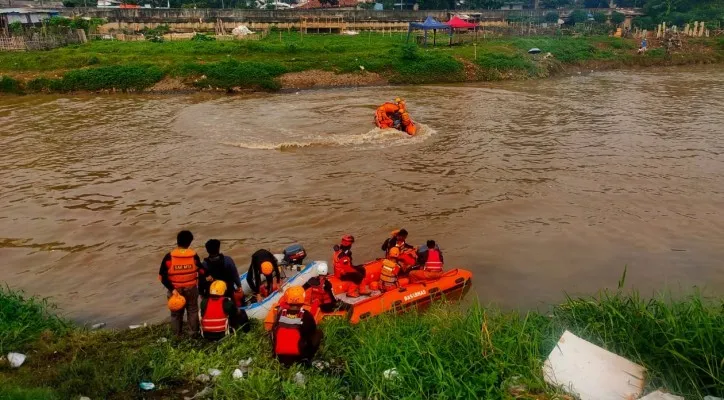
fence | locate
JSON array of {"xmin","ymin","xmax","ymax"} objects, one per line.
[{"xmin": 0, "ymin": 29, "xmax": 87, "ymax": 51}]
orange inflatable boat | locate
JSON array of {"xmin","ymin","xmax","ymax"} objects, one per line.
[
  {"xmin": 264, "ymin": 259, "xmax": 472, "ymax": 330},
  {"xmin": 374, "ymin": 102, "xmax": 418, "ymax": 136}
]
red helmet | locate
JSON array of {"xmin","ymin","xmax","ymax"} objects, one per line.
[{"xmin": 341, "ymin": 234, "xmax": 355, "ymax": 246}]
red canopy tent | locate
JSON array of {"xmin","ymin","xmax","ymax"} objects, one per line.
[
  {"xmin": 446, "ymin": 15, "xmax": 479, "ymax": 45},
  {"xmin": 447, "ymin": 16, "xmax": 478, "ymax": 29}
]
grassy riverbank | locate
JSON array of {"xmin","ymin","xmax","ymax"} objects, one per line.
[
  {"xmin": 1, "ymin": 285, "xmax": 722, "ymax": 399},
  {"xmin": 0, "ymin": 34, "xmax": 722, "ymax": 94}
]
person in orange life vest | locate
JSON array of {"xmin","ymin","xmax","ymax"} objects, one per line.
[
  {"xmin": 379, "ymin": 247, "xmax": 405, "ymax": 292},
  {"xmin": 302, "ymin": 262, "xmax": 340, "ymax": 314},
  {"xmin": 247, "ymin": 249, "xmax": 281, "ymax": 303},
  {"xmin": 381, "ymin": 228, "xmax": 416, "ymax": 267},
  {"xmin": 333, "ymin": 234, "xmax": 371, "ymax": 298},
  {"xmin": 271, "ymin": 286, "xmax": 323, "ymax": 367},
  {"xmin": 158, "ymin": 230, "xmax": 206, "ymax": 337},
  {"xmin": 409, "ymin": 240, "xmax": 445, "ymax": 283},
  {"xmin": 200, "ymin": 281, "xmax": 250, "ymax": 340}
]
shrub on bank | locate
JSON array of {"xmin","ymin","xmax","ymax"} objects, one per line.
[
  {"xmin": 0, "ymin": 76, "xmax": 22, "ymax": 94},
  {"xmin": 177, "ymin": 60, "xmax": 288, "ymax": 91}
]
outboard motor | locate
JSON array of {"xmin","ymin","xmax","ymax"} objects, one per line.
[{"xmin": 283, "ymin": 244, "xmax": 306, "ymax": 267}]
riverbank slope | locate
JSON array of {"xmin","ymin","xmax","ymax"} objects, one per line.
[
  {"xmin": 0, "ymin": 34, "xmax": 721, "ymax": 94},
  {"xmin": 1, "ymin": 285, "xmax": 722, "ymax": 399}
]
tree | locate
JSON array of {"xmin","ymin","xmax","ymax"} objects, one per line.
[
  {"xmin": 540, "ymin": 0, "xmax": 570, "ymax": 8},
  {"xmin": 584, "ymin": 0, "xmax": 608, "ymax": 7},
  {"xmin": 545, "ymin": 11, "xmax": 559, "ymax": 22},
  {"xmin": 467, "ymin": 0, "xmax": 504, "ymax": 9},
  {"xmin": 611, "ymin": 11, "xmax": 625, "ymax": 24},
  {"xmin": 593, "ymin": 11, "xmax": 607, "ymax": 22},
  {"xmin": 570, "ymin": 9, "xmax": 589, "ymax": 24}
]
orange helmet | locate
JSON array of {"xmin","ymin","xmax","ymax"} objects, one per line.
[
  {"xmin": 261, "ymin": 261, "xmax": 274, "ymax": 275},
  {"xmin": 210, "ymin": 280, "xmax": 227, "ymax": 296},
  {"xmin": 341, "ymin": 234, "xmax": 355, "ymax": 246},
  {"xmin": 388, "ymin": 247, "xmax": 401, "ymax": 259},
  {"xmin": 167, "ymin": 291, "xmax": 186, "ymax": 312},
  {"xmin": 285, "ymin": 286, "xmax": 305, "ymax": 305}
]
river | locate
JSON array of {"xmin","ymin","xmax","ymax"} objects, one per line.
[{"xmin": 1, "ymin": 65, "xmax": 723, "ymax": 327}]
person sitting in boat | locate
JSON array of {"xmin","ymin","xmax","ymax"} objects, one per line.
[
  {"xmin": 303, "ymin": 262, "xmax": 340, "ymax": 313},
  {"xmin": 272, "ymin": 286, "xmax": 323, "ymax": 367},
  {"xmin": 410, "ymin": 240, "xmax": 444, "ymax": 283},
  {"xmin": 333, "ymin": 234, "xmax": 371, "ymax": 298},
  {"xmin": 247, "ymin": 249, "xmax": 281, "ymax": 303},
  {"xmin": 200, "ymin": 280, "xmax": 250, "ymax": 340},
  {"xmin": 375, "ymin": 99, "xmax": 403, "ymax": 130},
  {"xmin": 201, "ymin": 239, "xmax": 243, "ymax": 305},
  {"xmin": 379, "ymin": 247, "xmax": 404, "ymax": 292},
  {"xmin": 381, "ymin": 229, "xmax": 416, "ymax": 267}
]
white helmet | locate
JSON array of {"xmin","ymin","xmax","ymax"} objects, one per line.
[{"xmin": 316, "ymin": 261, "xmax": 329, "ymax": 276}]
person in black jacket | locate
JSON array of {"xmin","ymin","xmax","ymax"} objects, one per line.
[
  {"xmin": 247, "ymin": 249, "xmax": 282, "ymax": 302},
  {"xmin": 200, "ymin": 239, "xmax": 242, "ymax": 302}
]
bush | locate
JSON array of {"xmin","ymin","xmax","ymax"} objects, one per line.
[
  {"xmin": 545, "ymin": 11, "xmax": 560, "ymax": 23},
  {"xmin": 392, "ymin": 54, "xmax": 464, "ymax": 84},
  {"xmin": 184, "ymin": 60, "xmax": 287, "ymax": 91},
  {"xmin": 191, "ymin": 33, "xmax": 215, "ymax": 41},
  {"xmin": 26, "ymin": 77, "xmax": 52, "ymax": 92},
  {"xmin": 611, "ymin": 11, "xmax": 625, "ymax": 25},
  {"xmin": 52, "ymin": 65, "xmax": 164, "ymax": 92},
  {"xmin": 632, "ymin": 16, "xmax": 655, "ymax": 30},
  {"xmin": 0, "ymin": 76, "xmax": 22, "ymax": 94},
  {"xmin": 8, "ymin": 21, "xmax": 23, "ymax": 36},
  {"xmin": 477, "ymin": 52, "xmax": 533, "ymax": 71},
  {"xmin": 400, "ymin": 43, "xmax": 421, "ymax": 61},
  {"xmin": 0, "ymin": 289, "xmax": 70, "ymax": 352},
  {"xmin": 593, "ymin": 12, "xmax": 607, "ymax": 24}
]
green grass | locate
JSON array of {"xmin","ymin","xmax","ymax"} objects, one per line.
[
  {"xmin": 0, "ymin": 34, "xmax": 720, "ymax": 92},
  {"xmin": 1, "ymin": 286, "xmax": 722, "ymax": 399}
]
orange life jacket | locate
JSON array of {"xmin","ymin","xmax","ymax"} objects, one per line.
[
  {"xmin": 309, "ymin": 276, "xmax": 333, "ymax": 305},
  {"xmin": 168, "ymin": 248, "xmax": 198, "ymax": 288},
  {"xmin": 424, "ymin": 248, "xmax": 443, "ymax": 272},
  {"xmin": 380, "ymin": 260, "xmax": 400, "ymax": 287},
  {"xmin": 333, "ymin": 249, "xmax": 355, "ymax": 277},
  {"xmin": 200, "ymin": 297, "xmax": 229, "ymax": 335},
  {"xmin": 273, "ymin": 309, "xmax": 305, "ymax": 356}
]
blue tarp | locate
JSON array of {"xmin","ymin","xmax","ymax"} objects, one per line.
[
  {"xmin": 409, "ymin": 16, "xmax": 452, "ymax": 31},
  {"xmin": 407, "ymin": 16, "xmax": 452, "ymax": 46}
]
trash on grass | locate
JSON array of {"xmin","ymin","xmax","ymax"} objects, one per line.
[
  {"xmin": 7, "ymin": 352, "xmax": 26, "ymax": 368},
  {"xmin": 139, "ymin": 381, "xmax": 155, "ymax": 391},
  {"xmin": 383, "ymin": 368, "xmax": 399, "ymax": 380},
  {"xmin": 294, "ymin": 371, "xmax": 306, "ymax": 387},
  {"xmin": 208, "ymin": 368, "xmax": 222, "ymax": 378},
  {"xmin": 543, "ymin": 330, "xmax": 645, "ymax": 400},
  {"xmin": 639, "ymin": 390, "xmax": 684, "ymax": 400},
  {"xmin": 195, "ymin": 373, "xmax": 210, "ymax": 383},
  {"xmin": 129, "ymin": 323, "xmax": 147, "ymax": 330},
  {"xmin": 528, "ymin": 48, "xmax": 542, "ymax": 54},
  {"xmin": 232, "ymin": 368, "xmax": 244, "ymax": 380},
  {"xmin": 90, "ymin": 322, "xmax": 106, "ymax": 330}
]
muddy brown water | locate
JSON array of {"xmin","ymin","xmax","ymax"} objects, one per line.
[{"xmin": 1, "ymin": 65, "xmax": 723, "ymax": 327}]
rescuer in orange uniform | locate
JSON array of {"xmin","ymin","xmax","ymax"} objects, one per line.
[
  {"xmin": 158, "ymin": 230, "xmax": 206, "ymax": 337},
  {"xmin": 333, "ymin": 235, "xmax": 371, "ymax": 298},
  {"xmin": 302, "ymin": 262, "xmax": 340, "ymax": 314},
  {"xmin": 379, "ymin": 247, "xmax": 404, "ymax": 292},
  {"xmin": 271, "ymin": 286, "xmax": 323, "ymax": 367},
  {"xmin": 374, "ymin": 98, "xmax": 417, "ymax": 135},
  {"xmin": 200, "ymin": 280, "xmax": 250, "ymax": 340},
  {"xmin": 410, "ymin": 240, "xmax": 445, "ymax": 283}
]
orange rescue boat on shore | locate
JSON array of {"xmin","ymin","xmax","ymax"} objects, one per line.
[{"xmin": 264, "ymin": 258, "xmax": 472, "ymax": 330}]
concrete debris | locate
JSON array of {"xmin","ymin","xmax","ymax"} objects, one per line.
[
  {"xmin": 7, "ymin": 352, "xmax": 26, "ymax": 368},
  {"xmin": 639, "ymin": 390, "xmax": 683, "ymax": 400},
  {"xmin": 543, "ymin": 330, "xmax": 645, "ymax": 400},
  {"xmin": 312, "ymin": 360, "xmax": 330, "ymax": 371},
  {"xmin": 239, "ymin": 357, "xmax": 253, "ymax": 368},
  {"xmin": 208, "ymin": 368, "xmax": 222, "ymax": 377}
]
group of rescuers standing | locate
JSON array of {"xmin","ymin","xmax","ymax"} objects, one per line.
[{"xmin": 159, "ymin": 229, "xmax": 444, "ymax": 366}]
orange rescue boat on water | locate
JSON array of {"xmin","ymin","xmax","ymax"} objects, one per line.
[
  {"xmin": 264, "ymin": 254, "xmax": 472, "ymax": 330},
  {"xmin": 374, "ymin": 97, "xmax": 418, "ymax": 136}
]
